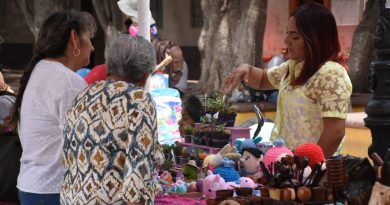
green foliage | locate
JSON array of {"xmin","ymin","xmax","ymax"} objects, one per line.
[
  {"xmin": 171, "ymin": 142, "xmax": 183, "ymax": 156},
  {"xmin": 183, "ymin": 125, "xmax": 193, "ymax": 135},
  {"xmin": 183, "ymin": 164, "xmax": 198, "ymax": 181},
  {"xmin": 160, "ymin": 159, "xmax": 173, "ymax": 171},
  {"xmin": 162, "ymin": 144, "xmax": 172, "ymax": 154},
  {"xmin": 205, "ymin": 92, "xmax": 230, "ymax": 114}
]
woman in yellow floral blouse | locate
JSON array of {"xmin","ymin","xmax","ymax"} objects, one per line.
[{"xmin": 223, "ymin": 3, "xmax": 352, "ymax": 158}]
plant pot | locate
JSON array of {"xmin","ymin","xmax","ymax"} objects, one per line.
[
  {"xmin": 218, "ymin": 113, "xmax": 237, "ymax": 127},
  {"xmin": 211, "ymin": 136, "xmax": 230, "ymax": 148},
  {"xmin": 174, "ymin": 156, "xmax": 180, "ymax": 165},
  {"xmin": 164, "ymin": 153, "xmax": 173, "ymax": 160},
  {"xmin": 204, "ymin": 135, "xmax": 213, "ymax": 147},
  {"xmin": 184, "ymin": 135, "xmax": 192, "ymax": 143}
]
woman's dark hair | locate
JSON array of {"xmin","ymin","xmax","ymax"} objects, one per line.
[
  {"xmin": 9, "ymin": 10, "xmax": 96, "ymax": 126},
  {"xmin": 183, "ymin": 95, "xmax": 204, "ymax": 123},
  {"xmin": 290, "ymin": 3, "xmax": 340, "ymax": 86}
]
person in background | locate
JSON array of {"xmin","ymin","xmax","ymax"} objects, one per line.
[
  {"xmin": 117, "ymin": 0, "xmax": 188, "ymax": 92},
  {"xmin": 61, "ymin": 35, "xmax": 164, "ymax": 205},
  {"xmin": 178, "ymin": 95, "xmax": 204, "ymax": 136},
  {"xmin": 0, "ymin": 70, "xmax": 15, "ymax": 125},
  {"xmin": 223, "ymin": 3, "xmax": 352, "ymax": 158},
  {"xmin": 0, "ymin": 71, "xmax": 20, "ymax": 205},
  {"xmin": 8, "ymin": 10, "xmax": 96, "ymax": 205}
]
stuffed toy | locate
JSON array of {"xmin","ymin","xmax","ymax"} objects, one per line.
[
  {"xmin": 202, "ymin": 170, "xmax": 227, "ymax": 199},
  {"xmin": 240, "ymin": 147, "xmax": 263, "ymax": 180},
  {"xmin": 263, "ymin": 138, "xmax": 293, "ymax": 171},
  {"xmin": 294, "ymin": 143, "xmax": 325, "ymax": 168},
  {"xmin": 213, "ymin": 158, "xmax": 241, "ymax": 183},
  {"xmin": 235, "ymin": 136, "xmax": 262, "ymax": 154},
  {"xmin": 167, "ymin": 179, "xmax": 187, "ymax": 193},
  {"xmin": 211, "ymin": 144, "xmax": 241, "ymax": 168},
  {"xmin": 182, "ymin": 160, "xmax": 200, "ymax": 181},
  {"xmin": 239, "ymin": 177, "xmax": 257, "ymax": 189},
  {"xmin": 159, "ymin": 170, "xmax": 173, "ymax": 185}
]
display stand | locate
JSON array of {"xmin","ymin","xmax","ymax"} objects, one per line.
[{"xmin": 179, "ymin": 127, "xmax": 250, "ymax": 154}]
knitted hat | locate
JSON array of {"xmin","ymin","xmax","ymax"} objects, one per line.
[
  {"xmin": 294, "ymin": 143, "xmax": 325, "ymax": 168},
  {"xmin": 263, "ymin": 139, "xmax": 293, "ymax": 170}
]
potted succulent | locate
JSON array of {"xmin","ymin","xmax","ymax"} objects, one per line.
[
  {"xmin": 182, "ymin": 125, "xmax": 193, "ymax": 143},
  {"xmin": 205, "ymin": 92, "xmax": 236, "ymax": 127},
  {"xmin": 162, "ymin": 144, "xmax": 173, "ymax": 160},
  {"xmin": 180, "ymin": 149, "xmax": 190, "ymax": 165},
  {"xmin": 210, "ymin": 124, "xmax": 230, "ymax": 148}
]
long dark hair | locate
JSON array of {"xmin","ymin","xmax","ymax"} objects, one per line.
[
  {"xmin": 9, "ymin": 10, "xmax": 96, "ymax": 127},
  {"xmin": 290, "ymin": 3, "xmax": 340, "ymax": 86}
]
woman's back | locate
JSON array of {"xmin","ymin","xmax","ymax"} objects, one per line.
[{"xmin": 18, "ymin": 60, "xmax": 86, "ymax": 193}]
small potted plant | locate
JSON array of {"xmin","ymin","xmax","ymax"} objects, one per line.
[
  {"xmin": 210, "ymin": 123, "xmax": 230, "ymax": 148},
  {"xmin": 160, "ymin": 158, "xmax": 173, "ymax": 171},
  {"xmin": 172, "ymin": 142, "xmax": 183, "ymax": 164},
  {"xmin": 162, "ymin": 144, "xmax": 173, "ymax": 160},
  {"xmin": 180, "ymin": 149, "xmax": 190, "ymax": 165},
  {"xmin": 182, "ymin": 125, "xmax": 193, "ymax": 143},
  {"xmin": 205, "ymin": 92, "xmax": 236, "ymax": 127}
]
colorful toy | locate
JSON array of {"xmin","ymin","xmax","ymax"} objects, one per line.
[
  {"xmin": 183, "ymin": 160, "xmax": 200, "ymax": 181},
  {"xmin": 167, "ymin": 179, "xmax": 187, "ymax": 193},
  {"xmin": 239, "ymin": 177, "xmax": 257, "ymax": 189},
  {"xmin": 236, "ymin": 136, "xmax": 262, "ymax": 153},
  {"xmin": 294, "ymin": 143, "xmax": 325, "ymax": 168},
  {"xmin": 213, "ymin": 158, "xmax": 240, "ymax": 183},
  {"xmin": 202, "ymin": 170, "xmax": 227, "ymax": 199},
  {"xmin": 240, "ymin": 147, "xmax": 263, "ymax": 180},
  {"xmin": 159, "ymin": 170, "xmax": 173, "ymax": 185},
  {"xmin": 211, "ymin": 144, "xmax": 241, "ymax": 168},
  {"xmin": 263, "ymin": 138, "xmax": 293, "ymax": 171}
]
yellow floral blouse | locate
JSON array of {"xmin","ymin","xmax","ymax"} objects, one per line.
[{"xmin": 267, "ymin": 60, "xmax": 352, "ymax": 149}]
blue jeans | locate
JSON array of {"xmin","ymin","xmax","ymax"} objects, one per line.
[{"xmin": 18, "ymin": 191, "xmax": 60, "ymax": 205}]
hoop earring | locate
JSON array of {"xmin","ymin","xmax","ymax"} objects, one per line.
[{"xmin": 73, "ymin": 48, "xmax": 80, "ymax": 56}]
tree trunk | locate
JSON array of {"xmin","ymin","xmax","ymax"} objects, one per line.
[
  {"xmin": 17, "ymin": 0, "xmax": 79, "ymax": 41},
  {"xmin": 197, "ymin": 0, "xmax": 267, "ymax": 94},
  {"xmin": 348, "ymin": 0, "xmax": 379, "ymax": 93},
  {"xmin": 0, "ymin": 0, "xmax": 6, "ymax": 45},
  {"xmin": 91, "ymin": 0, "xmax": 125, "ymax": 59}
]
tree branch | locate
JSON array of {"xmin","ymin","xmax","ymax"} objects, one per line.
[{"xmin": 17, "ymin": 0, "xmax": 37, "ymax": 39}]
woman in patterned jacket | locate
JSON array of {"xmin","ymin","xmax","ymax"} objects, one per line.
[
  {"xmin": 61, "ymin": 35, "xmax": 164, "ymax": 205},
  {"xmin": 223, "ymin": 3, "xmax": 352, "ymax": 158}
]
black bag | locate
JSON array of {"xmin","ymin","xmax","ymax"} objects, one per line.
[{"xmin": 0, "ymin": 133, "xmax": 22, "ymax": 203}]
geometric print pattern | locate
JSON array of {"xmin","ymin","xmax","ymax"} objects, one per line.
[
  {"xmin": 61, "ymin": 80, "xmax": 164, "ymax": 205},
  {"xmin": 267, "ymin": 60, "xmax": 352, "ymax": 149}
]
